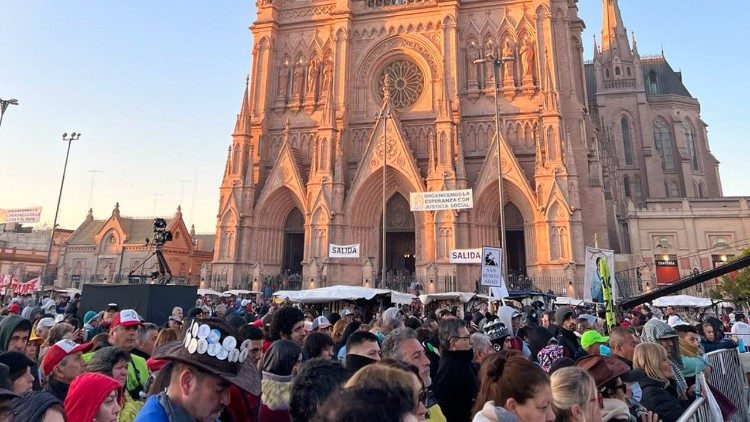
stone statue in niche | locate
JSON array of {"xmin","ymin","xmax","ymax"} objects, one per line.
[
  {"xmin": 321, "ymin": 57, "xmax": 333, "ymax": 94},
  {"xmin": 293, "ymin": 64, "xmax": 304, "ymax": 99},
  {"xmin": 466, "ymin": 42, "xmax": 480, "ymax": 84},
  {"xmin": 278, "ymin": 62, "xmax": 289, "ymax": 97},
  {"xmin": 520, "ymin": 39, "xmax": 536, "ymax": 82},
  {"xmin": 502, "ymin": 41, "xmax": 515, "ymax": 81},
  {"xmin": 306, "ymin": 58, "xmax": 317, "ymax": 95},
  {"xmin": 484, "ymin": 40, "xmax": 495, "ymax": 86}
]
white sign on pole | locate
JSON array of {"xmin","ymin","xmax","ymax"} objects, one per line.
[
  {"xmin": 329, "ymin": 244, "xmax": 360, "ymax": 259},
  {"xmin": 449, "ymin": 248, "xmax": 482, "ymax": 264},
  {"xmin": 0, "ymin": 207, "xmax": 42, "ymax": 224},
  {"xmin": 409, "ymin": 189, "xmax": 473, "ymax": 212},
  {"xmin": 481, "ymin": 246, "xmax": 508, "ymax": 297}
]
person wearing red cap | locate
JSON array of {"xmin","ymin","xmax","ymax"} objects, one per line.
[
  {"xmin": 65, "ymin": 372, "xmax": 122, "ymax": 422},
  {"xmin": 41, "ymin": 339, "xmax": 93, "ymax": 401},
  {"xmin": 83, "ymin": 309, "xmax": 149, "ymax": 401}
]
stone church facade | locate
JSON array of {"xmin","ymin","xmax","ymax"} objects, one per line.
[{"xmin": 211, "ymin": 0, "xmax": 727, "ymax": 293}]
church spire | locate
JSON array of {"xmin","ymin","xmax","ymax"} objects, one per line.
[
  {"xmin": 233, "ymin": 75, "xmax": 251, "ymax": 136},
  {"xmin": 601, "ymin": 0, "xmax": 629, "ymax": 53}
]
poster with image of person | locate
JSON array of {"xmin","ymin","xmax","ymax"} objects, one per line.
[
  {"xmin": 584, "ymin": 247, "xmax": 617, "ymax": 330},
  {"xmin": 584, "ymin": 247, "xmax": 617, "ymax": 304}
]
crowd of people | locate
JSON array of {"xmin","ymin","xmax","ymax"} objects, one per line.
[{"xmin": 0, "ymin": 292, "xmax": 744, "ymax": 422}]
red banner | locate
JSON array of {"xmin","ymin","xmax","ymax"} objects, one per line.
[{"xmin": 0, "ymin": 275, "xmax": 41, "ymax": 294}]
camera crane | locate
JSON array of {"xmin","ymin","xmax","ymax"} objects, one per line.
[{"xmin": 128, "ymin": 218, "xmax": 173, "ymax": 285}]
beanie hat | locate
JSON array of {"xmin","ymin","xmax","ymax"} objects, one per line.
[
  {"xmin": 0, "ymin": 351, "xmax": 34, "ymax": 381},
  {"xmin": 537, "ymin": 345, "xmax": 565, "ymax": 373},
  {"xmin": 555, "ymin": 306, "xmax": 575, "ymax": 325},
  {"xmin": 83, "ymin": 311, "xmax": 98, "ymax": 326},
  {"xmin": 64, "ymin": 373, "xmax": 122, "ymax": 422}
]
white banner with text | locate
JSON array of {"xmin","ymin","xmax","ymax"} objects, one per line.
[{"xmin": 329, "ymin": 243, "xmax": 360, "ymax": 259}]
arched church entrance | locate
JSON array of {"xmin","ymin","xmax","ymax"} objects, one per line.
[
  {"xmin": 502, "ymin": 203, "xmax": 526, "ymax": 276},
  {"xmin": 380, "ymin": 194, "xmax": 415, "ymax": 274},
  {"xmin": 282, "ymin": 208, "xmax": 305, "ymax": 274}
]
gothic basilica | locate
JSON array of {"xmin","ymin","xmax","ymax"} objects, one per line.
[{"xmin": 210, "ymin": 0, "xmax": 733, "ymax": 293}]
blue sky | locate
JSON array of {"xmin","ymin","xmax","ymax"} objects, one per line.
[{"xmin": 0, "ymin": 1, "xmax": 747, "ymax": 234}]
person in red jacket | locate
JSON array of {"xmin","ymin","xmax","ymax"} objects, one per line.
[{"xmin": 64, "ymin": 372, "xmax": 122, "ymax": 422}]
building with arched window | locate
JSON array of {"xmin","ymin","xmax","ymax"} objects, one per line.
[
  {"xmin": 209, "ymin": 0, "xmax": 737, "ymax": 295},
  {"xmin": 59, "ymin": 204, "xmax": 213, "ymax": 288}
]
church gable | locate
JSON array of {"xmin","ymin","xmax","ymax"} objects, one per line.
[
  {"xmin": 474, "ymin": 132, "xmax": 537, "ymax": 208},
  {"xmin": 256, "ymin": 139, "xmax": 308, "ymax": 215},
  {"xmin": 346, "ymin": 104, "xmax": 425, "ymax": 207}
]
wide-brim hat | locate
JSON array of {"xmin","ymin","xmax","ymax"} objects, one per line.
[
  {"xmin": 576, "ymin": 355, "xmax": 630, "ymax": 388},
  {"xmin": 153, "ymin": 317, "xmax": 259, "ymax": 394}
]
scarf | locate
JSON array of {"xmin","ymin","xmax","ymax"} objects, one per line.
[
  {"xmin": 641, "ymin": 320, "xmax": 687, "ymax": 398},
  {"xmin": 679, "ymin": 337, "xmax": 701, "ymax": 358},
  {"xmin": 261, "ymin": 372, "xmax": 293, "ymax": 411}
]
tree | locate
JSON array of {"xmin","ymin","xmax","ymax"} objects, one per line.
[{"xmin": 709, "ymin": 248, "xmax": 750, "ymax": 309}]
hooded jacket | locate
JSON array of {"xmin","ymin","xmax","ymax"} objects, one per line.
[
  {"xmin": 0, "ymin": 315, "xmax": 31, "ymax": 352},
  {"xmin": 0, "ymin": 315, "xmax": 41, "ymax": 390},
  {"xmin": 497, "ymin": 307, "xmax": 523, "ymax": 352},
  {"xmin": 64, "ymin": 373, "xmax": 122, "ymax": 422},
  {"xmin": 471, "ymin": 401, "xmax": 521, "ymax": 422}
]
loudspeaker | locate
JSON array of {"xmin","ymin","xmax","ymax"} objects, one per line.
[{"xmin": 80, "ymin": 284, "xmax": 197, "ymax": 326}]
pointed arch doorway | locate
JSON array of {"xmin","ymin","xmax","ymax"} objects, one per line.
[
  {"xmin": 282, "ymin": 208, "xmax": 305, "ymax": 274},
  {"xmin": 379, "ymin": 194, "xmax": 416, "ymax": 275},
  {"xmin": 502, "ymin": 203, "xmax": 527, "ymax": 276}
]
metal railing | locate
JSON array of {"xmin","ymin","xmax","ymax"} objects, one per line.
[
  {"xmin": 703, "ymin": 348, "xmax": 749, "ymax": 422},
  {"xmin": 675, "ymin": 396, "xmax": 711, "ymax": 422}
]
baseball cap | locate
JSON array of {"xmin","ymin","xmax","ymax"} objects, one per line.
[
  {"xmin": 110, "ymin": 309, "xmax": 141, "ymax": 331},
  {"xmin": 340, "ymin": 308, "xmax": 352, "ymax": 317},
  {"xmin": 106, "ymin": 303, "xmax": 119, "ymax": 312},
  {"xmin": 580, "ymin": 330, "xmax": 610, "ymax": 350},
  {"xmin": 36, "ymin": 318, "xmax": 55, "ymax": 332},
  {"xmin": 41, "ymin": 339, "xmax": 93, "ymax": 376},
  {"xmin": 312, "ymin": 316, "xmax": 331, "ymax": 331}
]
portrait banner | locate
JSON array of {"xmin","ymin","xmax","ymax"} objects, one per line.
[
  {"xmin": 481, "ymin": 247, "xmax": 508, "ymax": 298},
  {"xmin": 584, "ymin": 247, "xmax": 617, "ymax": 330}
]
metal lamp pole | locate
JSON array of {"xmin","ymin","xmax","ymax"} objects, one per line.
[
  {"xmin": 41, "ymin": 132, "xmax": 81, "ymax": 295},
  {"xmin": 475, "ymin": 54, "xmax": 514, "ymax": 282},
  {"xmin": 0, "ymin": 98, "xmax": 19, "ymax": 131},
  {"xmin": 380, "ymin": 76, "xmax": 393, "ymax": 289}
]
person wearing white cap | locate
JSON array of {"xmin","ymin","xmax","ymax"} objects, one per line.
[
  {"xmin": 83, "ymin": 309, "xmax": 148, "ymax": 401},
  {"xmin": 312, "ymin": 316, "xmax": 332, "ymax": 333},
  {"xmin": 667, "ymin": 315, "xmax": 689, "ymax": 328},
  {"xmin": 41, "ymin": 339, "xmax": 93, "ymax": 401},
  {"xmin": 35, "ymin": 318, "xmax": 56, "ymax": 344}
]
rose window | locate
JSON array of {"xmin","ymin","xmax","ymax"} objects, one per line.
[{"xmin": 377, "ymin": 59, "xmax": 424, "ymax": 109}]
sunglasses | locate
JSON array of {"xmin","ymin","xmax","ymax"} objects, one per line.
[{"xmin": 419, "ymin": 389, "xmax": 427, "ymax": 404}]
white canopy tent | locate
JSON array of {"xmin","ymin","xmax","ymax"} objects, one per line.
[
  {"xmin": 224, "ymin": 289, "xmax": 259, "ymax": 297},
  {"xmin": 652, "ymin": 295, "xmax": 714, "ymax": 308},
  {"xmin": 419, "ymin": 292, "xmax": 476, "ymax": 305},
  {"xmin": 273, "ymin": 285, "xmax": 399, "ymax": 304},
  {"xmin": 554, "ymin": 297, "xmax": 588, "ymax": 307},
  {"xmin": 197, "ymin": 288, "xmax": 225, "ymax": 297}
]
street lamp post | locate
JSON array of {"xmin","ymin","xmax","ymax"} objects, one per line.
[
  {"xmin": 378, "ymin": 76, "xmax": 393, "ymax": 289},
  {"xmin": 474, "ymin": 53, "xmax": 514, "ymax": 283},
  {"xmin": 0, "ymin": 98, "xmax": 19, "ymax": 131},
  {"xmin": 41, "ymin": 132, "xmax": 81, "ymax": 295}
]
